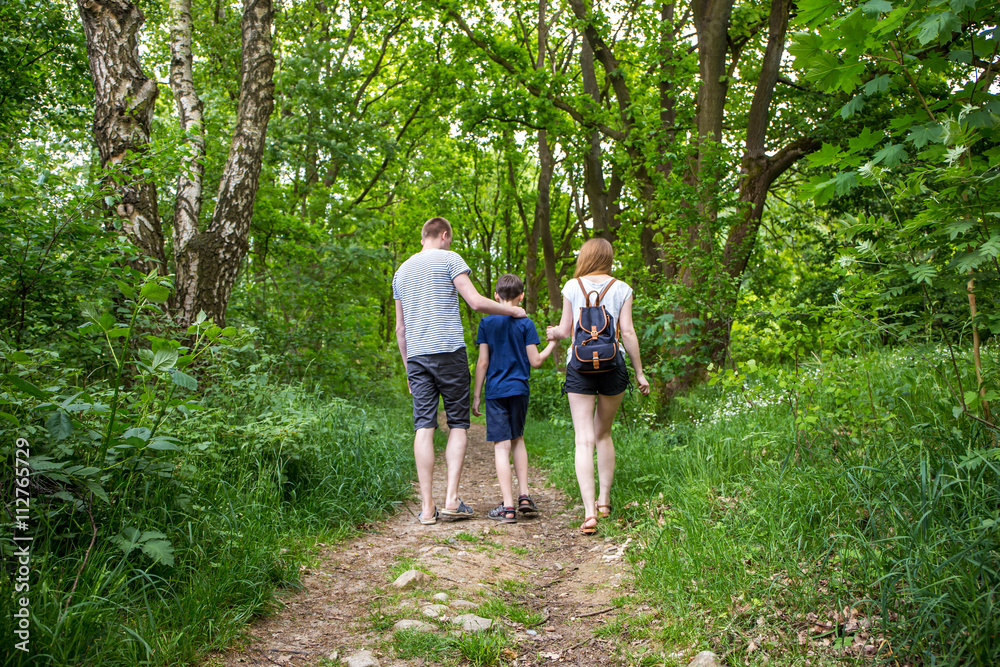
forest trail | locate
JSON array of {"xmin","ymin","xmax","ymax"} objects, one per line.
[{"xmin": 209, "ymin": 421, "xmax": 658, "ymax": 667}]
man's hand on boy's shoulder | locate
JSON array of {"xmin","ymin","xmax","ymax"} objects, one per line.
[{"xmin": 511, "ymin": 306, "xmax": 527, "ymax": 318}]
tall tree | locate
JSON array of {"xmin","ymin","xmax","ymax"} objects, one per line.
[
  {"xmin": 76, "ymin": 0, "xmax": 274, "ymax": 326},
  {"xmin": 445, "ymin": 0, "xmax": 821, "ymax": 396}
]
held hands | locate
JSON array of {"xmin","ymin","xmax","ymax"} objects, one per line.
[{"xmin": 546, "ymin": 326, "xmax": 558, "ymax": 341}]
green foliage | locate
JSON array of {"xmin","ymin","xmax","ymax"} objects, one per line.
[
  {"xmin": 0, "ymin": 269, "xmax": 414, "ymax": 665},
  {"xmin": 529, "ymin": 342, "xmax": 1000, "ymax": 665}
]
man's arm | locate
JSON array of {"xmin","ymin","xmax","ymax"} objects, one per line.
[
  {"xmin": 454, "ymin": 273, "xmax": 526, "ymax": 318},
  {"xmin": 394, "ymin": 299, "xmax": 410, "ymax": 393},
  {"xmin": 472, "ymin": 343, "xmax": 490, "ymax": 417},
  {"xmin": 526, "ymin": 341, "xmax": 557, "ymax": 369}
]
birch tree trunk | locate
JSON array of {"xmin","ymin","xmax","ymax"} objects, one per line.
[
  {"xmin": 171, "ymin": 0, "xmax": 275, "ymax": 326},
  {"xmin": 77, "ymin": 0, "xmax": 167, "ymax": 276},
  {"xmin": 168, "ymin": 0, "xmax": 205, "ymax": 272}
]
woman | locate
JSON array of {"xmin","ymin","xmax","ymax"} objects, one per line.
[{"xmin": 546, "ymin": 238, "xmax": 650, "ymax": 535}]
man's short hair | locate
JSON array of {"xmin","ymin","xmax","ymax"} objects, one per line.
[
  {"xmin": 421, "ymin": 217, "xmax": 453, "ymax": 239},
  {"xmin": 495, "ymin": 273, "xmax": 524, "ymax": 301}
]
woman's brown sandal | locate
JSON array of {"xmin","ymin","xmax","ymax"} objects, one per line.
[
  {"xmin": 579, "ymin": 516, "xmax": 598, "ymax": 535},
  {"xmin": 596, "ymin": 502, "xmax": 612, "ymax": 519}
]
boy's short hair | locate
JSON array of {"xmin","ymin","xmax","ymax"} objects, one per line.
[
  {"xmin": 495, "ymin": 273, "xmax": 524, "ymax": 301},
  {"xmin": 421, "ymin": 217, "xmax": 453, "ymax": 239}
]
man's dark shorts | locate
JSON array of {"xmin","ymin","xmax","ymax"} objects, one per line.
[
  {"xmin": 485, "ymin": 394, "xmax": 529, "ymax": 442},
  {"xmin": 407, "ymin": 348, "xmax": 471, "ymax": 431},
  {"xmin": 562, "ymin": 353, "xmax": 629, "ymax": 396}
]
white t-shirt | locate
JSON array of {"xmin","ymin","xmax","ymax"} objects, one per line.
[
  {"xmin": 561, "ymin": 277, "xmax": 634, "ymax": 363},
  {"xmin": 392, "ymin": 249, "xmax": 471, "ymax": 358}
]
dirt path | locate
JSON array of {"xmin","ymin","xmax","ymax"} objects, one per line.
[{"xmin": 209, "ymin": 422, "xmax": 656, "ymax": 666}]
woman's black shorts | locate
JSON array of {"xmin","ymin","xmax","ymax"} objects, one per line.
[{"xmin": 562, "ymin": 355, "xmax": 629, "ymax": 396}]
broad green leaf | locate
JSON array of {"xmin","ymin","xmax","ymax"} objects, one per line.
[
  {"xmin": 123, "ymin": 427, "xmax": 151, "ymax": 441},
  {"xmin": 848, "ymin": 127, "xmax": 882, "ymax": 153},
  {"xmin": 862, "ymin": 74, "xmax": 891, "ymax": 95},
  {"xmin": 839, "ymin": 95, "xmax": 865, "ymax": 119},
  {"xmin": 5, "ymin": 374, "xmax": 49, "ymax": 399},
  {"xmin": 46, "ymin": 411, "xmax": 74, "ymax": 441},
  {"xmin": 140, "ymin": 282, "xmax": 170, "ymax": 303},
  {"xmin": 84, "ymin": 480, "xmax": 110, "ymax": 504},
  {"xmin": 908, "ymin": 123, "xmax": 943, "ymax": 148},
  {"xmin": 796, "ymin": 0, "xmax": 841, "ymax": 27},
  {"xmin": 115, "ymin": 280, "xmax": 135, "ymax": 299},
  {"xmin": 169, "ymin": 370, "xmax": 198, "ymax": 391},
  {"xmin": 905, "ymin": 263, "xmax": 938, "ymax": 285},
  {"xmin": 834, "ymin": 171, "xmax": 858, "ymax": 195},
  {"xmin": 140, "ymin": 539, "xmax": 175, "ymax": 567},
  {"xmin": 808, "ymin": 142, "xmax": 845, "ymax": 167},
  {"xmin": 872, "ymin": 143, "xmax": 908, "ymax": 167},
  {"xmin": 954, "ymin": 250, "xmax": 986, "ymax": 272},
  {"xmin": 950, "ymin": 0, "xmax": 976, "ymax": 11},
  {"xmin": 150, "ymin": 348, "xmax": 178, "ymax": 372},
  {"xmin": 916, "ymin": 11, "xmax": 961, "ymax": 45},
  {"xmin": 106, "ymin": 327, "xmax": 130, "ymax": 338},
  {"xmin": 0, "ymin": 411, "xmax": 19, "ymax": 427},
  {"xmin": 148, "ymin": 437, "xmax": 181, "ymax": 451},
  {"xmin": 862, "ymin": 0, "xmax": 893, "ymax": 14}
]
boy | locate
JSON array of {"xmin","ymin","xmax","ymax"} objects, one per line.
[
  {"xmin": 394, "ymin": 218, "xmax": 526, "ymax": 525},
  {"xmin": 472, "ymin": 274, "xmax": 557, "ymax": 524}
]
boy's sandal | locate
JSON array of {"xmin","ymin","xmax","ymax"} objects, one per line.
[
  {"xmin": 440, "ymin": 498, "xmax": 474, "ymax": 520},
  {"xmin": 418, "ymin": 507, "xmax": 439, "ymax": 525},
  {"xmin": 579, "ymin": 516, "xmax": 598, "ymax": 535},
  {"xmin": 596, "ymin": 502, "xmax": 612, "ymax": 519},
  {"xmin": 488, "ymin": 503, "xmax": 517, "ymax": 524},
  {"xmin": 517, "ymin": 495, "xmax": 539, "ymax": 514}
]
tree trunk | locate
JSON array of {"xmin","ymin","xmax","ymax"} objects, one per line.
[
  {"xmin": 77, "ymin": 0, "xmax": 167, "ymax": 276},
  {"xmin": 168, "ymin": 0, "xmax": 205, "ymax": 270},
  {"xmin": 171, "ymin": 0, "xmax": 275, "ymax": 326}
]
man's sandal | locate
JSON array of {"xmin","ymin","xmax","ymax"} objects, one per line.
[
  {"xmin": 418, "ymin": 507, "xmax": 439, "ymax": 525},
  {"xmin": 517, "ymin": 494, "xmax": 539, "ymax": 515},
  {"xmin": 488, "ymin": 503, "xmax": 517, "ymax": 524},
  {"xmin": 579, "ymin": 516, "xmax": 598, "ymax": 535}
]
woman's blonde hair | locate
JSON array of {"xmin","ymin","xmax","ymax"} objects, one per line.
[{"xmin": 573, "ymin": 238, "xmax": 614, "ymax": 278}]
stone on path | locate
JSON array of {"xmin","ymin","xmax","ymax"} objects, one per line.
[
  {"xmin": 345, "ymin": 649, "xmax": 381, "ymax": 667},
  {"xmin": 687, "ymin": 650, "xmax": 722, "ymax": 667},
  {"xmin": 421, "ymin": 604, "xmax": 450, "ymax": 618},
  {"xmin": 393, "ymin": 619, "xmax": 435, "ymax": 632},
  {"xmin": 391, "ymin": 569, "xmax": 430, "ymax": 589},
  {"xmin": 449, "ymin": 599, "xmax": 478, "ymax": 609},
  {"xmin": 432, "ymin": 592, "xmax": 450, "ymax": 602},
  {"xmin": 452, "ymin": 614, "xmax": 494, "ymax": 632}
]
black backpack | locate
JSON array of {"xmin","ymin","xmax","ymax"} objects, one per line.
[{"xmin": 568, "ymin": 277, "xmax": 624, "ymax": 373}]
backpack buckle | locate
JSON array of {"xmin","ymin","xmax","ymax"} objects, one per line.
[{"xmin": 592, "ymin": 351, "xmax": 599, "ymax": 369}]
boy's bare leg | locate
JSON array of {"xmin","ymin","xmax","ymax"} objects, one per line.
[
  {"xmin": 494, "ymin": 439, "xmax": 514, "ymax": 507},
  {"xmin": 511, "ymin": 436, "xmax": 529, "ymax": 497},
  {"xmin": 414, "ymin": 427, "xmax": 437, "ymax": 518},
  {"xmin": 443, "ymin": 426, "xmax": 468, "ymax": 511}
]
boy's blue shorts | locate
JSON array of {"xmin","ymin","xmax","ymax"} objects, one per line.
[{"xmin": 485, "ymin": 394, "xmax": 529, "ymax": 442}]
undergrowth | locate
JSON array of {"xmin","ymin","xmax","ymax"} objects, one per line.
[
  {"xmin": 527, "ymin": 344, "xmax": 1000, "ymax": 666},
  {"xmin": 0, "ymin": 285, "xmax": 414, "ymax": 666}
]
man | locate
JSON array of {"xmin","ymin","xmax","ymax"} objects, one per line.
[{"xmin": 393, "ymin": 217, "xmax": 526, "ymax": 524}]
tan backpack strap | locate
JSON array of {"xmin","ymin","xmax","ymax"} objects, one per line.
[
  {"xmin": 576, "ymin": 277, "xmax": 594, "ymax": 307},
  {"xmin": 596, "ymin": 278, "xmax": 617, "ymax": 304}
]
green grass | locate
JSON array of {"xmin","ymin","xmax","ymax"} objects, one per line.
[
  {"xmin": 526, "ymin": 344, "xmax": 1000, "ymax": 666},
  {"xmin": 0, "ymin": 381, "xmax": 416, "ymax": 667},
  {"xmin": 391, "ymin": 628, "xmax": 513, "ymax": 666}
]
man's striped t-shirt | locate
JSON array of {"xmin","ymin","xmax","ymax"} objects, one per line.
[{"xmin": 392, "ymin": 249, "xmax": 472, "ymax": 359}]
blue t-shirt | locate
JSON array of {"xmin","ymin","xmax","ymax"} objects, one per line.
[{"xmin": 476, "ymin": 315, "xmax": 541, "ymax": 399}]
